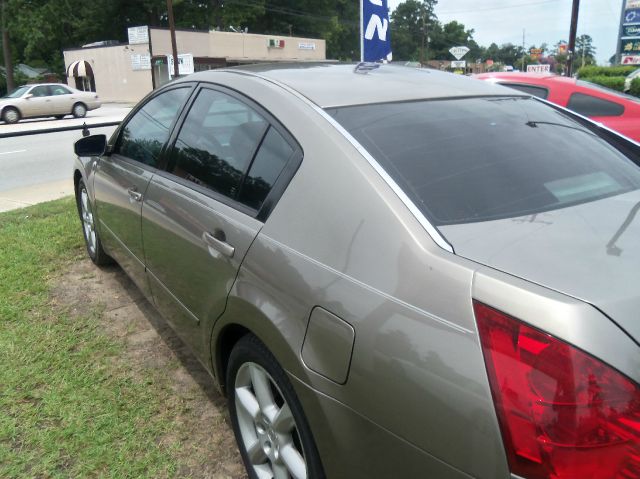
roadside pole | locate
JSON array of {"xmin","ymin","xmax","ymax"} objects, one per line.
[
  {"xmin": 167, "ymin": 0, "xmax": 179, "ymax": 78},
  {"xmin": 566, "ymin": 0, "xmax": 580, "ymax": 77},
  {"xmin": 1, "ymin": 0, "xmax": 14, "ymax": 91}
]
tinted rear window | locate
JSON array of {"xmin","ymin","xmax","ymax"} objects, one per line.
[
  {"xmin": 500, "ymin": 83, "xmax": 549, "ymax": 99},
  {"xmin": 328, "ymin": 97, "xmax": 640, "ymax": 225}
]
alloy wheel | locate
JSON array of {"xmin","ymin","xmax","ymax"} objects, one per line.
[
  {"xmin": 235, "ymin": 362, "xmax": 308, "ymax": 479},
  {"xmin": 80, "ymin": 187, "xmax": 96, "ymax": 256}
]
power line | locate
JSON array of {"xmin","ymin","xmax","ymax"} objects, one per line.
[{"xmin": 438, "ymin": 0, "xmax": 561, "ymax": 15}]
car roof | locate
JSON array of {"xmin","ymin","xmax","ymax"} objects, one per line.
[{"xmin": 186, "ymin": 62, "xmax": 525, "ymax": 108}]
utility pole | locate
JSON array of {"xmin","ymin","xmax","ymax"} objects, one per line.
[
  {"xmin": 1, "ymin": 0, "xmax": 14, "ymax": 92},
  {"xmin": 167, "ymin": 0, "xmax": 179, "ymax": 78},
  {"xmin": 566, "ymin": 0, "xmax": 580, "ymax": 77},
  {"xmin": 420, "ymin": 9, "xmax": 426, "ymax": 65}
]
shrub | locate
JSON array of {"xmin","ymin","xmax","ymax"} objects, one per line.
[
  {"xmin": 581, "ymin": 75, "xmax": 626, "ymax": 92},
  {"xmin": 630, "ymin": 78, "xmax": 640, "ymax": 97},
  {"xmin": 577, "ymin": 65, "xmax": 637, "ymax": 78}
]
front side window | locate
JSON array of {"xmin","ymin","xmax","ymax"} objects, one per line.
[
  {"xmin": 567, "ymin": 93, "xmax": 625, "ymax": 117},
  {"xmin": 116, "ymin": 87, "xmax": 190, "ymax": 167},
  {"xmin": 169, "ymin": 88, "xmax": 268, "ymax": 201},
  {"xmin": 30, "ymin": 86, "xmax": 50, "ymax": 97},
  {"xmin": 328, "ymin": 97, "xmax": 640, "ymax": 226}
]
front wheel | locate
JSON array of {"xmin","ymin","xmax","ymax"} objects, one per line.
[
  {"xmin": 76, "ymin": 179, "xmax": 111, "ymax": 266},
  {"xmin": 227, "ymin": 334, "xmax": 325, "ymax": 479},
  {"xmin": 2, "ymin": 107, "xmax": 20, "ymax": 124},
  {"xmin": 72, "ymin": 102, "xmax": 87, "ymax": 118}
]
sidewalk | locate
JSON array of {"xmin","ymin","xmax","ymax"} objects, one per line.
[{"xmin": 0, "ymin": 179, "xmax": 73, "ymax": 213}]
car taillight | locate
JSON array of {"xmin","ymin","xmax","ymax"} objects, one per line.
[{"xmin": 474, "ymin": 300, "xmax": 640, "ymax": 479}]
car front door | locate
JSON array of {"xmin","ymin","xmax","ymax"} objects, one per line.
[
  {"xmin": 20, "ymin": 85, "xmax": 51, "ymax": 117},
  {"xmin": 141, "ymin": 85, "xmax": 300, "ymax": 355},
  {"xmin": 93, "ymin": 85, "xmax": 193, "ymax": 297}
]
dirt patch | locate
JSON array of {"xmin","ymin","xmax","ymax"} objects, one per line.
[{"xmin": 51, "ymin": 259, "xmax": 247, "ymax": 479}]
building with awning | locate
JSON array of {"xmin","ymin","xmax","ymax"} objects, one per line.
[{"xmin": 63, "ymin": 26, "xmax": 326, "ymax": 103}]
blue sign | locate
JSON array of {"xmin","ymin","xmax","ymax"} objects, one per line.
[
  {"xmin": 362, "ymin": 0, "xmax": 392, "ymax": 62},
  {"xmin": 623, "ymin": 24, "xmax": 640, "ymax": 37},
  {"xmin": 625, "ymin": 8, "xmax": 640, "ymax": 24}
]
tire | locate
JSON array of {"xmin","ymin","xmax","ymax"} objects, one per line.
[
  {"xmin": 2, "ymin": 106, "xmax": 20, "ymax": 124},
  {"xmin": 227, "ymin": 334, "xmax": 325, "ymax": 479},
  {"xmin": 76, "ymin": 179, "xmax": 112, "ymax": 266},
  {"xmin": 72, "ymin": 102, "xmax": 87, "ymax": 118}
]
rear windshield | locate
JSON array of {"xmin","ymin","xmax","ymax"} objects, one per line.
[
  {"xmin": 4, "ymin": 86, "xmax": 30, "ymax": 98},
  {"xmin": 327, "ymin": 97, "xmax": 640, "ymax": 225}
]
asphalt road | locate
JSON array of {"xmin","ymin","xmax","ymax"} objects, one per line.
[
  {"xmin": 0, "ymin": 103, "xmax": 130, "ymax": 212},
  {"xmin": 0, "ymin": 126, "xmax": 118, "ymax": 192}
]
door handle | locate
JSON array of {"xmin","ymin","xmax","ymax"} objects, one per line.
[
  {"xmin": 202, "ymin": 230, "xmax": 235, "ymax": 258},
  {"xmin": 127, "ymin": 187, "xmax": 143, "ymax": 203}
]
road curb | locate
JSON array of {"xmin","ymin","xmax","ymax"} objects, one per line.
[{"xmin": 0, "ymin": 121, "xmax": 121, "ymax": 139}]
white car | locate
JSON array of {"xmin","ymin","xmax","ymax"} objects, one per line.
[
  {"xmin": 624, "ymin": 67, "xmax": 640, "ymax": 92},
  {"xmin": 0, "ymin": 83, "xmax": 101, "ymax": 124}
]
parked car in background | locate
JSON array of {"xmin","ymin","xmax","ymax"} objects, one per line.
[
  {"xmin": 0, "ymin": 83, "xmax": 100, "ymax": 124},
  {"xmin": 474, "ymin": 72, "xmax": 640, "ymax": 142},
  {"xmin": 74, "ymin": 64, "xmax": 640, "ymax": 479}
]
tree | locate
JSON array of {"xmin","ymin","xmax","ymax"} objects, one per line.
[
  {"xmin": 575, "ymin": 34, "xmax": 596, "ymax": 68},
  {"xmin": 1, "ymin": 0, "xmax": 14, "ymax": 91},
  {"xmin": 391, "ymin": 0, "xmax": 438, "ymax": 62}
]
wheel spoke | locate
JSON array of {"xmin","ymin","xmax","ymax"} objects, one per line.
[
  {"xmin": 236, "ymin": 386, "xmax": 260, "ymax": 420},
  {"xmin": 273, "ymin": 463, "xmax": 290, "ymax": 479},
  {"xmin": 249, "ymin": 364, "xmax": 277, "ymax": 417},
  {"xmin": 280, "ymin": 443, "xmax": 307, "ymax": 479},
  {"xmin": 273, "ymin": 403, "xmax": 295, "ymax": 434},
  {"xmin": 246, "ymin": 439, "xmax": 268, "ymax": 465}
]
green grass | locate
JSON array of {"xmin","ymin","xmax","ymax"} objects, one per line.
[{"xmin": 0, "ymin": 198, "xmax": 178, "ymax": 478}]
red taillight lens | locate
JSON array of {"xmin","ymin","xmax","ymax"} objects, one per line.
[{"xmin": 474, "ymin": 301, "xmax": 640, "ymax": 479}]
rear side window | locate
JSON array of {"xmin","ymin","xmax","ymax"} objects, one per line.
[
  {"xmin": 238, "ymin": 127, "xmax": 294, "ymax": 210},
  {"xmin": 169, "ymin": 88, "xmax": 268, "ymax": 200},
  {"xmin": 51, "ymin": 85, "xmax": 71, "ymax": 95},
  {"xmin": 116, "ymin": 87, "xmax": 190, "ymax": 167},
  {"xmin": 499, "ymin": 83, "xmax": 549, "ymax": 99},
  {"xmin": 567, "ymin": 93, "xmax": 624, "ymax": 117},
  {"xmin": 328, "ymin": 97, "xmax": 640, "ymax": 225}
]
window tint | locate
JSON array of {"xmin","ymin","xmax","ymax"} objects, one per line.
[
  {"xmin": 500, "ymin": 83, "xmax": 549, "ymax": 99},
  {"xmin": 50, "ymin": 85, "xmax": 71, "ymax": 95},
  {"xmin": 238, "ymin": 127, "xmax": 294, "ymax": 210},
  {"xmin": 30, "ymin": 86, "xmax": 50, "ymax": 97},
  {"xmin": 567, "ymin": 93, "xmax": 624, "ymax": 117},
  {"xmin": 328, "ymin": 97, "xmax": 640, "ymax": 225},
  {"xmin": 117, "ymin": 87, "xmax": 189, "ymax": 167},
  {"xmin": 170, "ymin": 89, "xmax": 268, "ymax": 200}
]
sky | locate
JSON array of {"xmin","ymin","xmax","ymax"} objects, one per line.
[{"xmin": 386, "ymin": 0, "xmax": 623, "ymax": 64}]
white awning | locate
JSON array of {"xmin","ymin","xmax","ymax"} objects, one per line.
[{"xmin": 67, "ymin": 60, "xmax": 94, "ymax": 77}]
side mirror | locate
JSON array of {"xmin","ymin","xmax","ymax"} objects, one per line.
[
  {"xmin": 24, "ymin": 93, "xmax": 33, "ymax": 99},
  {"xmin": 74, "ymin": 134, "xmax": 107, "ymax": 157}
]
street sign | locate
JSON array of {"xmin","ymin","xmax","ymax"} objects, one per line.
[
  {"xmin": 527, "ymin": 64, "xmax": 551, "ymax": 73},
  {"xmin": 449, "ymin": 46, "xmax": 470, "ymax": 60},
  {"xmin": 451, "ymin": 60, "xmax": 466, "ymax": 68}
]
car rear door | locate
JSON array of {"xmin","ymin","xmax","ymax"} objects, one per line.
[
  {"xmin": 93, "ymin": 85, "xmax": 194, "ymax": 297},
  {"xmin": 49, "ymin": 84, "xmax": 75, "ymax": 114},
  {"xmin": 141, "ymin": 84, "xmax": 301, "ymax": 355}
]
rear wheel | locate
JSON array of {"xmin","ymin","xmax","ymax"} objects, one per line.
[
  {"xmin": 2, "ymin": 107, "xmax": 20, "ymax": 124},
  {"xmin": 72, "ymin": 102, "xmax": 87, "ymax": 118},
  {"xmin": 227, "ymin": 334, "xmax": 325, "ymax": 479},
  {"xmin": 76, "ymin": 179, "xmax": 111, "ymax": 266}
]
